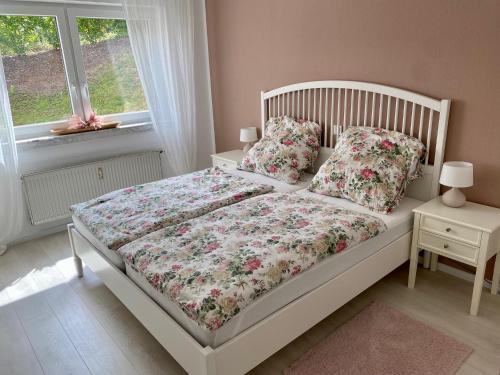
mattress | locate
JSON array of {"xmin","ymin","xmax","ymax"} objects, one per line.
[
  {"xmin": 73, "ymin": 215, "xmax": 125, "ymax": 270},
  {"xmin": 125, "ymin": 192, "xmax": 423, "ymax": 347},
  {"xmin": 72, "ymin": 169, "xmax": 314, "ymax": 270}
]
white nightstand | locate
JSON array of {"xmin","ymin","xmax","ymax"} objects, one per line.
[
  {"xmin": 408, "ymin": 197, "xmax": 500, "ymax": 315},
  {"xmin": 211, "ymin": 150, "xmax": 245, "ymax": 170}
]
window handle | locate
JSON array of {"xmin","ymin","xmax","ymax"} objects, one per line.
[
  {"xmin": 79, "ymin": 83, "xmax": 93, "ymax": 120},
  {"xmin": 80, "ymin": 83, "xmax": 89, "ymax": 102},
  {"xmin": 70, "ymin": 84, "xmax": 81, "ymax": 108},
  {"xmin": 70, "ymin": 84, "xmax": 78, "ymax": 97}
]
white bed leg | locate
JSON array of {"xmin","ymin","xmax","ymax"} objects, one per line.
[
  {"xmin": 201, "ymin": 347, "xmax": 216, "ymax": 375},
  {"xmin": 68, "ymin": 224, "xmax": 84, "ymax": 278},
  {"xmin": 74, "ymin": 256, "xmax": 84, "ymax": 278}
]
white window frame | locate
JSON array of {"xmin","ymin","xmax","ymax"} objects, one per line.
[{"xmin": 0, "ymin": 0, "xmax": 150, "ymax": 140}]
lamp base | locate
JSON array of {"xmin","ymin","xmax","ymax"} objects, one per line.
[
  {"xmin": 243, "ymin": 142, "xmax": 254, "ymax": 153},
  {"xmin": 441, "ymin": 187, "xmax": 466, "ymax": 208}
]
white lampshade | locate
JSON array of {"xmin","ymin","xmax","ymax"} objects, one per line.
[
  {"xmin": 439, "ymin": 161, "xmax": 474, "ymax": 188},
  {"xmin": 240, "ymin": 127, "xmax": 258, "ymax": 143}
]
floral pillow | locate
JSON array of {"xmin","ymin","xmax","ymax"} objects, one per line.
[
  {"xmin": 308, "ymin": 126, "xmax": 426, "ymax": 213},
  {"xmin": 238, "ymin": 116, "xmax": 321, "ymax": 184}
]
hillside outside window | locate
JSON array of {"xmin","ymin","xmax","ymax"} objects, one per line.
[
  {"xmin": 0, "ymin": 2, "xmax": 150, "ymax": 139},
  {"xmin": 0, "ymin": 15, "xmax": 73, "ymax": 126}
]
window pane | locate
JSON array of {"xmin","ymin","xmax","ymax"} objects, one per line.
[
  {"xmin": 76, "ymin": 18, "xmax": 147, "ymax": 116},
  {"xmin": 0, "ymin": 15, "xmax": 72, "ymax": 126}
]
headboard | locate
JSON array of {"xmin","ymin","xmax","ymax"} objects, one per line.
[{"xmin": 260, "ymin": 80, "xmax": 450, "ymax": 201}]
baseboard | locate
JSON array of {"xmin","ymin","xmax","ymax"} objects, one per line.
[
  {"xmin": 437, "ymin": 263, "xmax": 492, "ymax": 290},
  {"xmin": 9, "ymin": 224, "xmax": 68, "ymax": 247},
  {"xmin": 418, "ymin": 253, "xmax": 492, "ymax": 289}
]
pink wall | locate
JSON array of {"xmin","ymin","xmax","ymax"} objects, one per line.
[{"xmin": 206, "ymin": 0, "xmax": 500, "ymax": 209}]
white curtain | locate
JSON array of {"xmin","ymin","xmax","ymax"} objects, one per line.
[
  {"xmin": 0, "ymin": 55, "xmax": 23, "ymax": 255},
  {"xmin": 123, "ymin": 0, "xmax": 204, "ymax": 176}
]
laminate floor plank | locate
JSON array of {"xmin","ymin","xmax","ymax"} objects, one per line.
[
  {"xmin": 44, "ymin": 284, "xmax": 140, "ymax": 375},
  {"xmin": 15, "ymin": 295, "xmax": 92, "ymax": 375},
  {"xmin": 0, "ymin": 304, "xmax": 44, "ymax": 375}
]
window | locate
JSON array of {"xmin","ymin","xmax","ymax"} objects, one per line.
[
  {"xmin": 0, "ymin": 2, "xmax": 149, "ymax": 139},
  {"xmin": 0, "ymin": 15, "xmax": 73, "ymax": 126},
  {"xmin": 75, "ymin": 17, "xmax": 147, "ymax": 116}
]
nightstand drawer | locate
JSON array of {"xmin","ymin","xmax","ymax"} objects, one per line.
[
  {"xmin": 421, "ymin": 215, "xmax": 482, "ymax": 246},
  {"xmin": 212, "ymin": 158, "xmax": 238, "ymax": 169},
  {"xmin": 419, "ymin": 231, "xmax": 479, "ymax": 264}
]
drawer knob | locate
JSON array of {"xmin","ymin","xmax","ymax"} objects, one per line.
[
  {"xmin": 443, "ymin": 244, "xmax": 449, "ymax": 249},
  {"xmin": 446, "ymin": 227, "xmax": 451, "ymax": 232}
]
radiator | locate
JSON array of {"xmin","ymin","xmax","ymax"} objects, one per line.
[{"xmin": 22, "ymin": 151, "xmax": 163, "ymax": 225}]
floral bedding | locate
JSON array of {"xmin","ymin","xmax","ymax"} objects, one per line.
[
  {"xmin": 309, "ymin": 127, "xmax": 426, "ymax": 214},
  {"xmin": 238, "ymin": 116, "xmax": 321, "ymax": 184},
  {"xmin": 71, "ymin": 167, "xmax": 274, "ymax": 251},
  {"xmin": 118, "ymin": 192, "xmax": 386, "ymax": 332}
]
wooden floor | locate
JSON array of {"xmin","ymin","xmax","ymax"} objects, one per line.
[{"xmin": 1, "ymin": 232, "xmax": 500, "ymax": 375}]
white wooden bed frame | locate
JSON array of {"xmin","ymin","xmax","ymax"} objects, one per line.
[{"xmin": 69, "ymin": 80, "xmax": 450, "ymax": 375}]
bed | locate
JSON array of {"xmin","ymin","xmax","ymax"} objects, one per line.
[
  {"xmin": 72, "ymin": 167, "xmax": 313, "ymax": 270},
  {"xmin": 121, "ymin": 192, "xmax": 423, "ymax": 348},
  {"xmin": 69, "ymin": 80, "xmax": 450, "ymax": 375}
]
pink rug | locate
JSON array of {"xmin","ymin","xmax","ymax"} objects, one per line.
[{"xmin": 284, "ymin": 301, "xmax": 472, "ymax": 375}]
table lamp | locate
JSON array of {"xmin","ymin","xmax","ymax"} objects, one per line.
[
  {"xmin": 439, "ymin": 161, "xmax": 473, "ymax": 207},
  {"xmin": 240, "ymin": 127, "xmax": 258, "ymax": 153}
]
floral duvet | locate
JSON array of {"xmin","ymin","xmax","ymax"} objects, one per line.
[
  {"xmin": 118, "ymin": 193, "xmax": 387, "ymax": 332},
  {"xmin": 71, "ymin": 167, "xmax": 274, "ymax": 251}
]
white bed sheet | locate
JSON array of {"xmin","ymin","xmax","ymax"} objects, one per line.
[
  {"xmin": 72, "ymin": 169, "xmax": 314, "ymax": 270},
  {"xmin": 295, "ymin": 189, "xmax": 422, "ymax": 228},
  {"xmin": 125, "ymin": 192, "xmax": 423, "ymax": 347}
]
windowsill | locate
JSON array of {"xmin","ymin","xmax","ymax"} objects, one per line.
[{"xmin": 16, "ymin": 122, "xmax": 153, "ymax": 151}]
